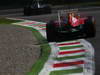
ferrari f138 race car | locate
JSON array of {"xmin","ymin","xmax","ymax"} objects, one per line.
[{"xmin": 46, "ymin": 9, "xmax": 96, "ymax": 42}]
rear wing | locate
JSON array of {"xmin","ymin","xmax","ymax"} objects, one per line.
[{"xmin": 58, "ymin": 9, "xmax": 79, "ymax": 15}]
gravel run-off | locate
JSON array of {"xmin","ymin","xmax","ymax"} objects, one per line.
[{"xmin": 0, "ymin": 24, "xmax": 40, "ymax": 75}]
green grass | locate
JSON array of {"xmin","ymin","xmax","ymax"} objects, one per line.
[
  {"xmin": 13, "ymin": 25, "xmax": 51, "ymax": 75},
  {"xmin": 0, "ymin": 17, "xmax": 21, "ymax": 24},
  {"xmin": 54, "ymin": 55, "xmax": 85, "ymax": 61},
  {"xmin": 59, "ymin": 45, "xmax": 83, "ymax": 50},
  {"xmin": 14, "ymin": 25, "xmax": 47, "ymax": 44},
  {"xmin": 50, "ymin": 68, "xmax": 83, "ymax": 75},
  {"xmin": 27, "ymin": 43, "xmax": 51, "ymax": 75}
]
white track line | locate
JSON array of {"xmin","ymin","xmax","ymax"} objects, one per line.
[
  {"xmin": 53, "ymin": 58, "xmax": 85, "ymax": 64},
  {"xmin": 52, "ymin": 65, "xmax": 83, "ymax": 71},
  {"xmin": 58, "ymin": 44, "xmax": 82, "ymax": 47},
  {"xmin": 58, "ymin": 47, "xmax": 85, "ymax": 52}
]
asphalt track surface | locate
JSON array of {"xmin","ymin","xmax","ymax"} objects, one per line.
[{"xmin": 2, "ymin": 10, "xmax": 100, "ymax": 75}]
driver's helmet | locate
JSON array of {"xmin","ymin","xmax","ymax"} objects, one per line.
[{"xmin": 68, "ymin": 12, "xmax": 80, "ymax": 18}]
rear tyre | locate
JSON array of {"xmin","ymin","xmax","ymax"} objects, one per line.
[
  {"xmin": 46, "ymin": 21, "xmax": 56, "ymax": 42},
  {"xmin": 84, "ymin": 16, "xmax": 96, "ymax": 38}
]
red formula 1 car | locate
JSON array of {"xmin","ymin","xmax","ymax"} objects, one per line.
[{"xmin": 46, "ymin": 10, "xmax": 96, "ymax": 42}]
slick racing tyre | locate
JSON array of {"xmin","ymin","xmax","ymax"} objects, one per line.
[
  {"xmin": 46, "ymin": 21, "xmax": 56, "ymax": 42},
  {"xmin": 84, "ymin": 16, "xmax": 96, "ymax": 38}
]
